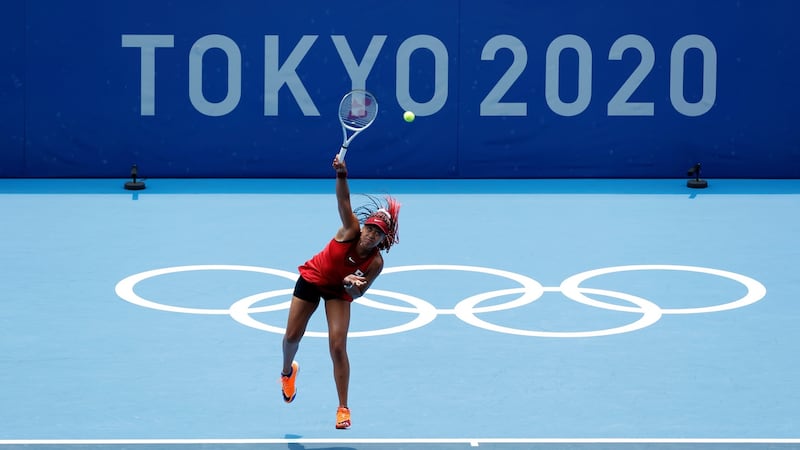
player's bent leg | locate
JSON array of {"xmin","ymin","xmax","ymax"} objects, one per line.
[{"xmin": 281, "ymin": 296, "xmax": 318, "ymax": 403}]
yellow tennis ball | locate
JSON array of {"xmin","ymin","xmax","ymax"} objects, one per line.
[{"xmin": 403, "ymin": 111, "xmax": 415, "ymax": 122}]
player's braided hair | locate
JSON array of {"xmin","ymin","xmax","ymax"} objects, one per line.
[{"xmin": 354, "ymin": 194, "xmax": 401, "ymax": 251}]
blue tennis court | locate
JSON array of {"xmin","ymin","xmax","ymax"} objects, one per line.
[{"xmin": 1, "ymin": 178, "xmax": 798, "ymax": 449}]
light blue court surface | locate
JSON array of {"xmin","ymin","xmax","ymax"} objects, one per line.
[{"xmin": 1, "ymin": 178, "xmax": 799, "ymax": 450}]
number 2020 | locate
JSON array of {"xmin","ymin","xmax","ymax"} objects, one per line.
[{"xmin": 480, "ymin": 34, "xmax": 717, "ymax": 117}]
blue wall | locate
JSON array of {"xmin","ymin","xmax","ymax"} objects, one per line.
[
  {"xmin": 2, "ymin": 0, "xmax": 798, "ymax": 178},
  {"xmin": 0, "ymin": 1, "xmax": 25, "ymax": 177}
]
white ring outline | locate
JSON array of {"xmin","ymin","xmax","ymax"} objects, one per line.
[
  {"xmin": 454, "ymin": 287, "xmax": 663, "ymax": 338},
  {"xmin": 229, "ymin": 289, "xmax": 438, "ymax": 338},
  {"xmin": 114, "ymin": 265, "xmax": 299, "ymax": 315},
  {"xmin": 560, "ymin": 264, "xmax": 767, "ymax": 315},
  {"xmin": 381, "ymin": 264, "xmax": 545, "ymax": 313}
]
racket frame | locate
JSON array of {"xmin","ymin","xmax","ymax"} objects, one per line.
[{"xmin": 336, "ymin": 89, "xmax": 378, "ymax": 161}]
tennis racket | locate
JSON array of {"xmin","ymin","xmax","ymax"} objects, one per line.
[{"xmin": 336, "ymin": 89, "xmax": 379, "ymax": 162}]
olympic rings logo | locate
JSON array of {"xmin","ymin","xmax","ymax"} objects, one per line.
[{"xmin": 114, "ymin": 264, "xmax": 767, "ymax": 338}]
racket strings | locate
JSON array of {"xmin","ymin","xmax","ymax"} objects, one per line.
[{"xmin": 339, "ymin": 92, "xmax": 378, "ymax": 130}]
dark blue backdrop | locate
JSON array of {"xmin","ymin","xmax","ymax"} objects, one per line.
[
  {"xmin": 0, "ymin": 2, "xmax": 25, "ymax": 177},
  {"xmin": 2, "ymin": 0, "xmax": 798, "ymax": 178}
]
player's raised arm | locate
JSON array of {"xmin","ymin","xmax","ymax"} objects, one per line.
[{"xmin": 333, "ymin": 156, "xmax": 360, "ymax": 241}]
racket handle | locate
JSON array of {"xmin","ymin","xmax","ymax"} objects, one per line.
[{"xmin": 337, "ymin": 146, "xmax": 348, "ymax": 162}]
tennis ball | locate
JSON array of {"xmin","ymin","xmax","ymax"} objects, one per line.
[{"xmin": 403, "ymin": 111, "xmax": 415, "ymax": 122}]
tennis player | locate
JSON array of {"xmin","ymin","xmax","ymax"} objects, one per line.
[{"xmin": 280, "ymin": 155, "xmax": 400, "ymax": 430}]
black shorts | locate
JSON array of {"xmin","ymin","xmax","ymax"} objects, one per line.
[{"xmin": 293, "ymin": 275, "xmax": 341, "ymax": 303}]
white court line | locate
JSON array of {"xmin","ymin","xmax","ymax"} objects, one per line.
[{"xmin": 1, "ymin": 438, "xmax": 799, "ymax": 445}]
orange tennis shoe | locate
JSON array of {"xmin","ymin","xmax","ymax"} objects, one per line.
[
  {"xmin": 281, "ymin": 361, "xmax": 299, "ymax": 403},
  {"xmin": 336, "ymin": 406, "xmax": 351, "ymax": 429}
]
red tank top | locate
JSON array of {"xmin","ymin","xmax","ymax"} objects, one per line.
[{"xmin": 298, "ymin": 236, "xmax": 379, "ymax": 302}]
